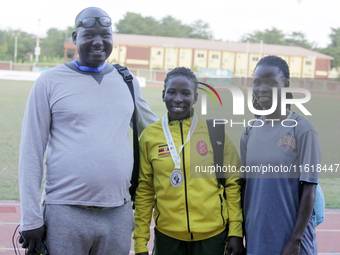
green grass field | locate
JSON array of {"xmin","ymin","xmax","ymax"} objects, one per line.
[{"xmin": 1, "ymin": 80, "xmax": 339, "ymax": 208}]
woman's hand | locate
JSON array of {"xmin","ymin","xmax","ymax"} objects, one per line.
[
  {"xmin": 226, "ymin": 236, "xmax": 245, "ymax": 255},
  {"xmin": 281, "ymin": 239, "xmax": 301, "ymax": 255}
]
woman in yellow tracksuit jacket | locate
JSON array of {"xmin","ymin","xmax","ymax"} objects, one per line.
[{"xmin": 133, "ymin": 67, "xmax": 244, "ymax": 255}]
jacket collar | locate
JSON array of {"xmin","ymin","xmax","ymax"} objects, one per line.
[{"xmin": 168, "ymin": 112, "xmax": 195, "ymax": 127}]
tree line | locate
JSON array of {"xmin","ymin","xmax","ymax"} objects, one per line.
[
  {"xmin": 1, "ymin": 12, "xmax": 340, "ymax": 69},
  {"xmin": 0, "ymin": 26, "xmax": 74, "ymax": 63}
]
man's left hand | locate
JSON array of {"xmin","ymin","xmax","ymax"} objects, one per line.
[
  {"xmin": 226, "ymin": 236, "xmax": 245, "ymax": 255},
  {"xmin": 18, "ymin": 225, "xmax": 46, "ymax": 255}
]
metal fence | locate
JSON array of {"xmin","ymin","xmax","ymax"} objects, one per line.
[
  {"xmin": 0, "ymin": 61, "xmax": 339, "ymax": 93},
  {"xmin": 228, "ymin": 77, "xmax": 340, "ymax": 93},
  {"xmin": 0, "ymin": 61, "xmax": 57, "ymax": 72}
]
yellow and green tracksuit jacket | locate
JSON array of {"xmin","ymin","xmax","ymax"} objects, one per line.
[{"xmin": 133, "ymin": 116, "xmax": 243, "ymax": 254}]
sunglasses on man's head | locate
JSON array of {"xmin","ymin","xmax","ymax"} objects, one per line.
[{"xmin": 75, "ymin": 16, "xmax": 112, "ymax": 28}]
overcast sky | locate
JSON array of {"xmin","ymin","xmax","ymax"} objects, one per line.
[{"xmin": 1, "ymin": 0, "xmax": 339, "ymax": 48}]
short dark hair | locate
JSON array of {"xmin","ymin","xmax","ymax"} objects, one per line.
[
  {"xmin": 252, "ymin": 55, "xmax": 292, "ymax": 117},
  {"xmin": 254, "ymin": 55, "xmax": 290, "ymax": 79},
  {"xmin": 164, "ymin": 67, "xmax": 198, "ymax": 92}
]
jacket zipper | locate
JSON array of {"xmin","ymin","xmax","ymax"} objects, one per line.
[
  {"xmin": 155, "ymin": 198, "xmax": 160, "ymax": 226},
  {"xmin": 156, "ymin": 214, "xmax": 160, "ymax": 225},
  {"xmin": 180, "ymin": 120, "xmax": 193, "ymax": 241},
  {"xmin": 219, "ymin": 194, "xmax": 225, "ymax": 226}
]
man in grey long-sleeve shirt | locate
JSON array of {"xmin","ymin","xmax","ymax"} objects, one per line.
[{"xmin": 18, "ymin": 7, "xmax": 158, "ymax": 255}]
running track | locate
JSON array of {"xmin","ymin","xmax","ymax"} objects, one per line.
[{"xmin": 1, "ymin": 200, "xmax": 339, "ymax": 254}]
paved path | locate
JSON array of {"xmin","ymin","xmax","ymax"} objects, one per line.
[{"xmin": 1, "ymin": 201, "xmax": 339, "ymax": 254}]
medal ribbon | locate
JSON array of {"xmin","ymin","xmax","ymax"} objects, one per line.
[
  {"xmin": 72, "ymin": 60, "xmax": 107, "ymax": 72},
  {"xmin": 162, "ymin": 114, "xmax": 198, "ymax": 170},
  {"xmin": 287, "ymin": 111, "xmax": 293, "ymax": 119}
]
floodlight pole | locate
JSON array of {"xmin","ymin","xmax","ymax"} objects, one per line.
[
  {"xmin": 35, "ymin": 19, "xmax": 41, "ymax": 63},
  {"xmin": 14, "ymin": 34, "xmax": 19, "ymax": 63}
]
